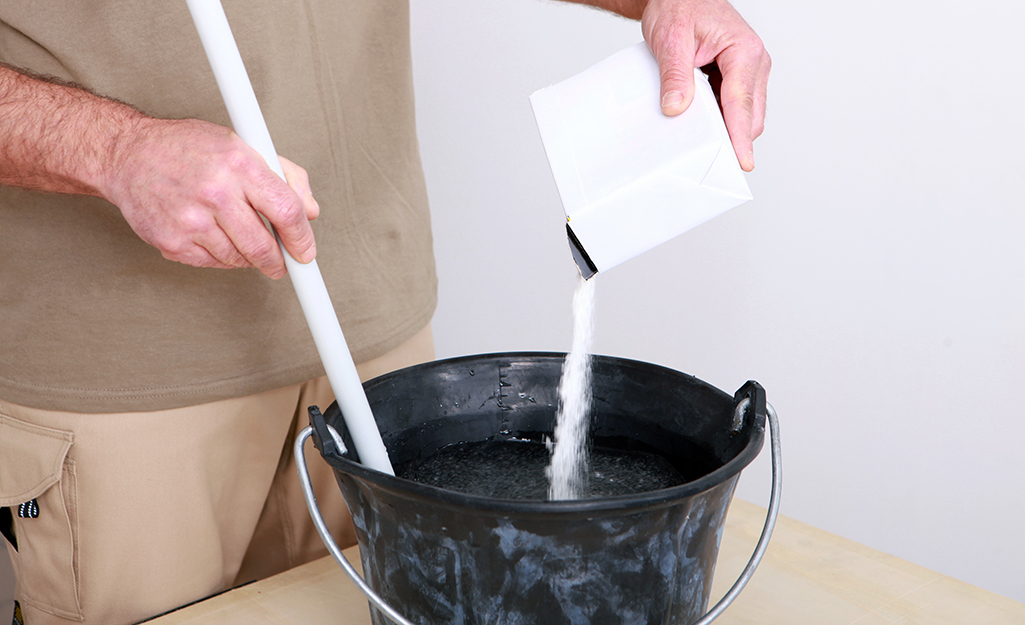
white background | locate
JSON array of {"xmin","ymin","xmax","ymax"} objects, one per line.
[{"xmin": 411, "ymin": 0, "xmax": 1025, "ymax": 604}]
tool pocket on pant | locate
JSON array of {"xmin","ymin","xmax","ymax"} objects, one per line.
[{"xmin": 0, "ymin": 413, "xmax": 83, "ymax": 621}]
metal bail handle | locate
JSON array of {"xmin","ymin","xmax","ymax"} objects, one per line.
[
  {"xmin": 295, "ymin": 426, "xmax": 415, "ymax": 625},
  {"xmin": 693, "ymin": 398, "xmax": 782, "ymax": 625},
  {"xmin": 295, "ymin": 403, "xmax": 782, "ymax": 625}
]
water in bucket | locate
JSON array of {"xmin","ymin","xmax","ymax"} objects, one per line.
[{"xmin": 396, "ymin": 437, "xmax": 709, "ymax": 500}]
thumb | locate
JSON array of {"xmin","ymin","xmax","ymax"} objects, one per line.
[
  {"xmin": 279, "ymin": 155, "xmax": 320, "ymax": 222},
  {"xmin": 644, "ymin": 15, "xmax": 698, "ymax": 116}
]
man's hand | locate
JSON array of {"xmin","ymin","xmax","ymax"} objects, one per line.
[
  {"xmin": 0, "ymin": 64, "xmax": 318, "ymax": 279},
  {"xmin": 106, "ymin": 118, "xmax": 319, "ymax": 280},
  {"xmin": 563, "ymin": 0, "xmax": 770, "ymax": 172},
  {"xmin": 641, "ymin": 0, "xmax": 768, "ymax": 171}
]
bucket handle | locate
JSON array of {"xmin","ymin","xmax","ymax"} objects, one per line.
[
  {"xmin": 295, "ymin": 421, "xmax": 413, "ymax": 625},
  {"xmin": 694, "ymin": 397, "xmax": 781, "ymax": 625},
  {"xmin": 295, "ymin": 401, "xmax": 781, "ymax": 625}
]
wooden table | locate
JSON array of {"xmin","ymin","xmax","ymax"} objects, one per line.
[{"xmin": 149, "ymin": 499, "xmax": 1025, "ymax": 624}]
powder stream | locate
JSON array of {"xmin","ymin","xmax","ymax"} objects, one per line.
[{"xmin": 547, "ymin": 275, "xmax": 596, "ymax": 500}]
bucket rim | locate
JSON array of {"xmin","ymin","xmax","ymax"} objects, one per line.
[{"xmin": 318, "ymin": 352, "xmax": 766, "ymax": 515}]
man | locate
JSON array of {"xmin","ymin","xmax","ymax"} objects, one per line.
[{"xmin": 0, "ymin": 1, "xmax": 767, "ymax": 623}]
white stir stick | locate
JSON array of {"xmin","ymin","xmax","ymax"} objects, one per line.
[{"xmin": 185, "ymin": 0, "xmax": 394, "ymax": 475}]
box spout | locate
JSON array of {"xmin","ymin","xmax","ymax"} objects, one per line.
[{"xmin": 567, "ymin": 224, "xmax": 598, "ymax": 280}]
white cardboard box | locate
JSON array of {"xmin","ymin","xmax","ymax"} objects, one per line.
[{"xmin": 530, "ymin": 42, "xmax": 752, "ymax": 276}]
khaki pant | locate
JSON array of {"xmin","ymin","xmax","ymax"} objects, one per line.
[{"xmin": 0, "ymin": 326, "xmax": 434, "ymax": 625}]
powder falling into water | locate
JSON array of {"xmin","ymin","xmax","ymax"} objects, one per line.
[{"xmin": 546, "ymin": 275, "xmax": 596, "ymax": 500}]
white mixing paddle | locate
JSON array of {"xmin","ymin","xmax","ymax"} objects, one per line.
[{"xmin": 185, "ymin": 0, "xmax": 395, "ymax": 475}]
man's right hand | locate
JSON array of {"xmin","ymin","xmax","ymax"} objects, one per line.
[
  {"xmin": 0, "ymin": 64, "xmax": 318, "ymax": 280},
  {"xmin": 106, "ymin": 118, "xmax": 319, "ymax": 280}
]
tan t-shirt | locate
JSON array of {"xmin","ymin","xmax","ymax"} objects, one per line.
[{"xmin": 0, "ymin": 1, "xmax": 438, "ymax": 412}]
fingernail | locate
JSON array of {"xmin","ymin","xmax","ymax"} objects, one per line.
[
  {"xmin": 300, "ymin": 244, "xmax": 317, "ymax": 264},
  {"xmin": 743, "ymin": 153, "xmax": 755, "ymax": 171},
  {"xmin": 661, "ymin": 91, "xmax": 684, "ymax": 112}
]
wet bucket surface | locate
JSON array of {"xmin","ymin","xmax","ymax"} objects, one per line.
[{"xmin": 312, "ymin": 353, "xmax": 767, "ymax": 625}]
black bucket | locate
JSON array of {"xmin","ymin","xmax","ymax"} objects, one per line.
[{"xmin": 299, "ymin": 353, "xmax": 780, "ymax": 625}]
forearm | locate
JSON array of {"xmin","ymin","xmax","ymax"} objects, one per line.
[
  {"xmin": 0, "ymin": 63, "xmax": 319, "ymax": 277},
  {"xmin": 0, "ymin": 63, "xmax": 145, "ymax": 198},
  {"xmin": 558, "ymin": 0, "xmax": 646, "ymax": 21}
]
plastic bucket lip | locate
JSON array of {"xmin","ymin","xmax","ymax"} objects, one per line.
[{"xmin": 318, "ymin": 351, "xmax": 766, "ymax": 517}]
